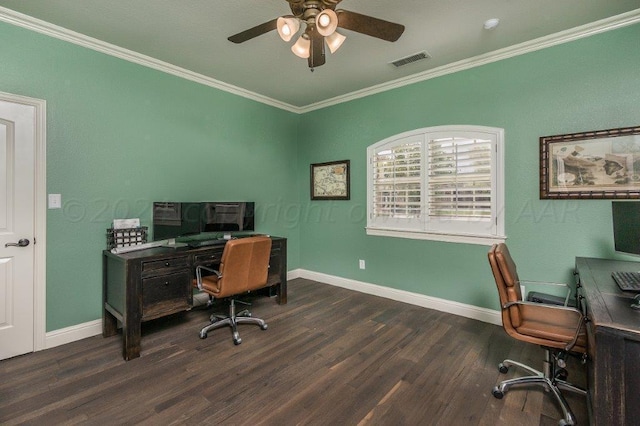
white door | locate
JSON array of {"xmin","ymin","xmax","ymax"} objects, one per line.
[{"xmin": 0, "ymin": 99, "xmax": 36, "ymax": 360}]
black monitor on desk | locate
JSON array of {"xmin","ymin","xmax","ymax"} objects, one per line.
[
  {"xmin": 611, "ymin": 201, "xmax": 640, "ymax": 293},
  {"xmin": 152, "ymin": 201, "xmax": 255, "ymax": 241},
  {"xmin": 153, "ymin": 202, "xmax": 202, "ymax": 240},
  {"xmin": 612, "ymin": 201, "xmax": 640, "ymax": 256},
  {"xmin": 201, "ymin": 202, "xmax": 254, "ymax": 233}
]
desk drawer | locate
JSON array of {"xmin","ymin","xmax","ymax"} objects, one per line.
[
  {"xmin": 193, "ymin": 252, "xmax": 222, "ymax": 265},
  {"xmin": 142, "ymin": 270, "xmax": 191, "ymax": 321},
  {"xmin": 142, "ymin": 255, "xmax": 189, "ymax": 272}
]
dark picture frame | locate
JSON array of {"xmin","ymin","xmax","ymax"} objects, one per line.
[
  {"xmin": 310, "ymin": 160, "xmax": 350, "ymax": 200},
  {"xmin": 540, "ymin": 125, "xmax": 640, "ymax": 199}
]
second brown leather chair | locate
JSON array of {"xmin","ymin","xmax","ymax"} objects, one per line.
[
  {"xmin": 488, "ymin": 243, "xmax": 587, "ymax": 426},
  {"xmin": 194, "ymin": 236, "xmax": 272, "ymax": 345}
]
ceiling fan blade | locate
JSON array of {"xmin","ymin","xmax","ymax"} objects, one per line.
[
  {"xmin": 337, "ymin": 10, "xmax": 405, "ymax": 42},
  {"xmin": 228, "ymin": 19, "xmax": 278, "ymax": 44},
  {"xmin": 308, "ymin": 28, "xmax": 326, "ymax": 69}
]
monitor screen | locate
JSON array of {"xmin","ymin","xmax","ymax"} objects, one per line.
[
  {"xmin": 152, "ymin": 201, "xmax": 255, "ymax": 240},
  {"xmin": 612, "ymin": 201, "xmax": 640, "ymax": 256},
  {"xmin": 152, "ymin": 202, "xmax": 203, "ymax": 240},
  {"xmin": 202, "ymin": 202, "xmax": 254, "ymax": 232}
]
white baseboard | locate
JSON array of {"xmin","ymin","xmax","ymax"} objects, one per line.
[
  {"xmin": 287, "ymin": 269, "xmax": 302, "ymax": 280},
  {"xmin": 295, "ymin": 269, "xmax": 502, "ymax": 326},
  {"xmin": 42, "ymin": 268, "xmax": 500, "ymax": 350},
  {"xmin": 45, "ymin": 319, "xmax": 103, "ymax": 350}
]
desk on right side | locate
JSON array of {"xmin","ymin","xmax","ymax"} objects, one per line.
[{"xmin": 575, "ymin": 257, "xmax": 640, "ymax": 426}]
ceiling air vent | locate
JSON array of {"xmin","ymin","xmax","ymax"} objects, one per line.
[{"xmin": 390, "ymin": 51, "xmax": 430, "ymax": 68}]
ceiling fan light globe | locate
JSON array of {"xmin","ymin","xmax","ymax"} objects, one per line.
[
  {"xmin": 277, "ymin": 16, "xmax": 300, "ymax": 42},
  {"xmin": 316, "ymin": 9, "xmax": 338, "ymax": 37},
  {"xmin": 318, "ymin": 14, "xmax": 331, "ymax": 27},
  {"xmin": 291, "ymin": 35, "xmax": 310, "ymax": 58},
  {"xmin": 325, "ymin": 31, "xmax": 346, "ymax": 54}
]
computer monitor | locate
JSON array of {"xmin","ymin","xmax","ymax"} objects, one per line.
[
  {"xmin": 152, "ymin": 202, "xmax": 203, "ymax": 240},
  {"xmin": 612, "ymin": 201, "xmax": 640, "ymax": 256},
  {"xmin": 152, "ymin": 201, "xmax": 255, "ymax": 241},
  {"xmin": 202, "ymin": 202, "xmax": 254, "ymax": 233}
]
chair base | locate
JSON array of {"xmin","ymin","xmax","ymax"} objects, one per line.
[
  {"xmin": 492, "ymin": 349, "xmax": 586, "ymax": 426},
  {"xmin": 199, "ymin": 299, "xmax": 267, "ymax": 345}
]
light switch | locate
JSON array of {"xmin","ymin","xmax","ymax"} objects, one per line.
[{"xmin": 48, "ymin": 194, "xmax": 62, "ymax": 209}]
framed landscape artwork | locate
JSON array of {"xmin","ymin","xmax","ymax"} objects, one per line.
[
  {"xmin": 540, "ymin": 126, "xmax": 640, "ymax": 199},
  {"xmin": 310, "ymin": 160, "xmax": 350, "ymax": 200}
]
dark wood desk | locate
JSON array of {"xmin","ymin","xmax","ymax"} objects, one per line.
[
  {"xmin": 102, "ymin": 236, "xmax": 287, "ymax": 360},
  {"xmin": 574, "ymin": 257, "xmax": 640, "ymax": 426}
]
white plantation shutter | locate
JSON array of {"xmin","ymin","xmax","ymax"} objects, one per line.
[
  {"xmin": 428, "ymin": 135, "xmax": 492, "ymax": 217},
  {"xmin": 367, "ymin": 126, "xmax": 504, "ymax": 244},
  {"xmin": 370, "ymin": 135, "xmax": 423, "ymax": 229}
]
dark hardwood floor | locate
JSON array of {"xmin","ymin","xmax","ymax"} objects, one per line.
[{"xmin": 0, "ymin": 278, "xmax": 587, "ymax": 425}]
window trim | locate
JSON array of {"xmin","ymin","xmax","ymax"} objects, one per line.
[{"xmin": 366, "ymin": 125, "xmax": 506, "ymax": 246}]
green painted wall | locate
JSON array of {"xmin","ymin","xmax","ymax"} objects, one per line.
[
  {"xmin": 2, "ymin": 18, "xmax": 639, "ymax": 332},
  {"xmin": 297, "ymin": 23, "xmax": 640, "ymax": 310},
  {"xmin": 0, "ymin": 22, "xmax": 300, "ymax": 331}
]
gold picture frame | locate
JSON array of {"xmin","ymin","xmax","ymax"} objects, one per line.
[
  {"xmin": 540, "ymin": 125, "xmax": 640, "ymax": 199},
  {"xmin": 310, "ymin": 160, "xmax": 350, "ymax": 200}
]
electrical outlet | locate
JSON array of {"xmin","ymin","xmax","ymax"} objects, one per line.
[{"xmin": 359, "ymin": 259, "xmax": 366, "ymax": 270}]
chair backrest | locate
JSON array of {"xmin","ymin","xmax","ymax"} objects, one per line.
[
  {"xmin": 488, "ymin": 243, "xmax": 525, "ymax": 330},
  {"xmin": 216, "ymin": 236, "xmax": 272, "ymax": 298}
]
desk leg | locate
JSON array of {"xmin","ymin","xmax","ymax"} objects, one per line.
[
  {"xmin": 122, "ymin": 315, "xmax": 141, "ymax": 361},
  {"xmin": 277, "ymin": 280, "xmax": 287, "ymax": 305},
  {"xmin": 277, "ymin": 239, "xmax": 287, "ymax": 304},
  {"xmin": 103, "ymin": 307, "xmax": 117, "ymax": 337},
  {"xmin": 102, "ymin": 254, "xmax": 118, "ymax": 337}
]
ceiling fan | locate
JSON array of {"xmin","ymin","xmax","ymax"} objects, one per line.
[{"xmin": 228, "ymin": 0, "xmax": 405, "ymax": 70}]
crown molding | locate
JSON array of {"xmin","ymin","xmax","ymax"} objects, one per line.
[
  {"xmin": 300, "ymin": 8, "xmax": 640, "ymax": 113},
  {"xmin": 1, "ymin": 6, "xmax": 638, "ymax": 115},
  {"xmin": 0, "ymin": 6, "xmax": 301, "ymax": 113}
]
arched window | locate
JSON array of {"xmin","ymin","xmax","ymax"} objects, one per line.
[{"xmin": 367, "ymin": 125, "xmax": 505, "ymax": 245}]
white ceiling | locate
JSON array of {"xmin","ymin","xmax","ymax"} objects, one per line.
[{"xmin": 1, "ymin": 1, "xmax": 639, "ymax": 111}]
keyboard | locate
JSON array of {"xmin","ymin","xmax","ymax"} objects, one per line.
[
  {"xmin": 611, "ymin": 271, "xmax": 640, "ymax": 291},
  {"xmin": 187, "ymin": 239, "xmax": 227, "ymax": 248}
]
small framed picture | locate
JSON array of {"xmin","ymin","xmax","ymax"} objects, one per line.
[
  {"xmin": 540, "ymin": 125, "xmax": 640, "ymax": 199},
  {"xmin": 310, "ymin": 160, "xmax": 350, "ymax": 200}
]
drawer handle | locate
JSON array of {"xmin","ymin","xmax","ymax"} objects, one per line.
[
  {"xmin": 165, "ymin": 262, "xmax": 170, "ymax": 267},
  {"xmin": 164, "ymin": 281, "xmax": 169, "ymax": 286}
]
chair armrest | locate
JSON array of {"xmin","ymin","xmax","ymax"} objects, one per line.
[
  {"xmin": 520, "ymin": 280, "xmax": 569, "ymax": 288},
  {"xmin": 195, "ymin": 265, "xmax": 221, "ymax": 290},
  {"xmin": 520, "ymin": 280, "xmax": 572, "ymax": 306},
  {"xmin": 503, "ymin": 300, "xmax": 585, "ymax": 351},
  {"xmin": 503, "ymin": 300, "xmax": 579, "ymax": 313}
]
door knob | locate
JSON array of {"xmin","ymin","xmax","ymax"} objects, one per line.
[{"xmin": 5, "ymin": 238, "xmax": 30, "ymax": 248}]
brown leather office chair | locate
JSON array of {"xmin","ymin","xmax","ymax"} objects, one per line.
[
  {"xmin": 194, "ymin": 236, "xmax": 272, "ymax": 345},
  {"xmin": 488, "ymin": 243, "xmax": 587, "ymax": 426}
]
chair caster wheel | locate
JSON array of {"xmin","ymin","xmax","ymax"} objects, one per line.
[
  {"xmin": 199, "ymin": 332, "xmax": 207, "ymax": 339},
  {"xmin": 498, "ymin": 363, "xmax": 509, "ymax": 374},
  {"xmin": 492, "ymin": 387, "xmax": 504, "ymax": 399},
  {"xmin": 233, "ymin": 338, "xmax": 242, "ymax": 345},
  {"xmin": 261, "ymin": 324, "xmax": 268, "ymax": 330}
]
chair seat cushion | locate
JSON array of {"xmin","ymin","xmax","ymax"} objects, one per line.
[
  {"xmin": 192, "ymin": 275, "xmax": 221, "ymax": 295},
  {"xmin": 515, "ymin": 304, "xmax": 587, "ymax": 351}
]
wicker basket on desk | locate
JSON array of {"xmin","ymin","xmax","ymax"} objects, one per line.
[{"xmin": 106, "ymin": 227, "xmax": 148, "ymax": 250}]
